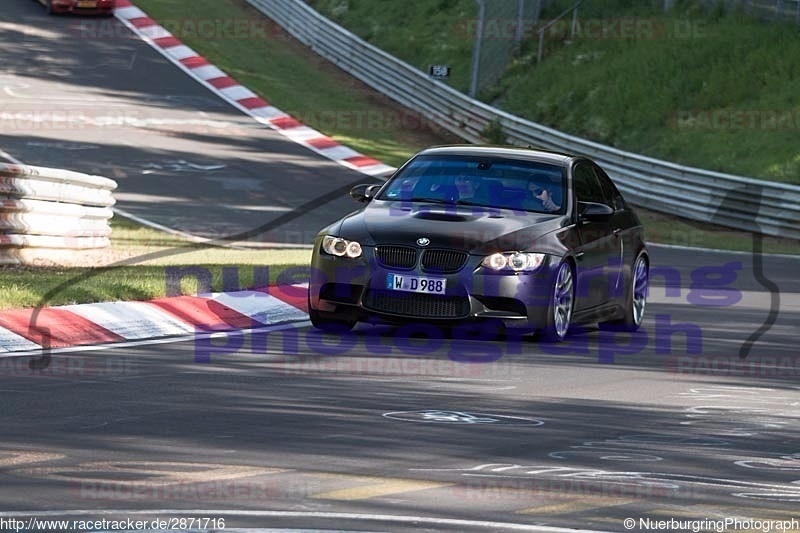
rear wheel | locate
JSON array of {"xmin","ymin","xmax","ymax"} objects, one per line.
[
  {"xmin": 607, "ymin": 254, "xmax": 648, "ymax": 331},
  {"xmin": 542, "ymin": 261, "xmax": 574, "ymax": 342}
]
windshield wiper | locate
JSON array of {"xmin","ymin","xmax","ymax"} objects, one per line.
[
  {"xmin": 454, "ymin": 199, "xmax": 491, "ymax": 207},
  {"xmin": 407, "ymin": 197, "xmax": 457, "ymax": 204}
]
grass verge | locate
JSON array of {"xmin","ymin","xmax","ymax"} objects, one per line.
[{"xmin": 0, "ymin": 216, "xmax": 311, "ymax": 310}]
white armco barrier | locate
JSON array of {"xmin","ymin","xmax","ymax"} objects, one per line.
[{"xmin": 0, "ymin": 163, "xmax": 118, "ymax": 265}]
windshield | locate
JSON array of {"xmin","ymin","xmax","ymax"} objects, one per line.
[{"xmin": 377, "ymin": 155, "xmax": 566, "ymax": 214}]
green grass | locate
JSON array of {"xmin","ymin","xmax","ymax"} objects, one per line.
[
  {"xmin": 309, "ymin": 0, "xmax": 800, "ymax": 184},
  {"xmin": 310, "ymin": 0, "xmax": 479, "ymax": 93},
  {"xmin": 0, "ymin": 217, "xmax": 311, "ymax": 310},
  {"xmin": 636, "ymin": 208, "xmax": 800, "ymax": 255}
]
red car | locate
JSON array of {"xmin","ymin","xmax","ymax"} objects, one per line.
[{"xmin": 37, "ymin": 0, "xmax": 115, "ymax": 16}]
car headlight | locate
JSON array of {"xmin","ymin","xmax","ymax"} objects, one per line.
[
  {"xmin": 322, "ymin": 235, "xmax": 363, "ymax": 258},
  {"xmin": 481, "ymin": 252, "xmax": 545, "ymax": 272}
]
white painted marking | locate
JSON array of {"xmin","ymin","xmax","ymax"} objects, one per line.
[
  {"xmin": 0, "ymin": 149, "xmax": 23, "ymax": 164},
  {"xmin": 249, "ymin": 106, "xmax": 290, "ymax": 120},
  {"xmin": 14, "ymin": 460, "xmax": 281, "ymax": 485},
  {"xmin": 0, "ymin": 510, "xmax": 616, "ymax": 533},
  {"xmin": 316, "ymin": 145, "xmax": 361, "ymax": 161},
  {"xmin": 648, "ymin": 242, "xmax": 800, "ymax": 259},
  {"xmin": 112, "ymin": 207, "xmax": 218, "ymax": 245},
  {"xmin": 25, "ymin": 141, "xmax": 100, "ymax": 151},
  {"xmin": 736, "ymin": 455, "xmax": 800, "ymax": 471},
  {"xmin": 354, "ymin": 163, "xmax": 396, "ymax": 176},
  {"xmin": 0, "ymin": 321, "xmax": 310, "ymax": 359},
  {"xmin": 383, "ymin": 410, "xmax": 544, "ymax": 426},
  {"xmin": 115, "ymin": 205, "xmax": 313, "ymax": 249},
  {"xmin": 190, "ymin": 65, "xmax": 227, "ymax": 82},
  {"xmin": 202, "ymin": 291, "xmax": 308, "ymax": 324},
  {"xmin": 0, "ymin": 451, "xmax": 64, "ymax": 467},
  {"xmin": 219, "ymin": 85, "xmax": 257, "ymax": 102},
  {"xmin": 163, "ymin": 44, "xmax": 198, "ymax": 61},
  {"xmin": 0, "ymin": 326, "xmax": 40, "ymax": 353},
  {"xmin": 113, "ymin": 6, "xmax": 147, "ymax": 20},
  {"xmin": 2, "ymin": 86, "xmax": 127, "ymax": 104},
  {"xmin": 63, "ymin": 301, "xmax": 195, "ymax": 340},
  {"xmin": 283, "ymin": 126, "xmax": 330, "ymax": 142},
  {"xmin": 219, "ymin": 204, "xmax": 292, "ymax": 213},
  {"xmin": 138, "ymin": 25, "xmax": 172, "ymax": 41}
]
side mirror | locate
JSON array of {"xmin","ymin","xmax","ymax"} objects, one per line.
[
  {"xmin": 579, "ymin": 201, "xmax": 614, "ymax": 221},
  {"xmin": 349, "ymin": 184, "xmax": 381, "ymax": 203}
]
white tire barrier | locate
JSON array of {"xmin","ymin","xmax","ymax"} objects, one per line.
[{"xmin": 0, "ymin": 163, "xmax": 117, "ymax": 265}]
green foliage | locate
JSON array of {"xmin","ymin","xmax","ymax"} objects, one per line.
[
  {"xmin": 481, "ymin": 118, "xmax": 506, "ymax": 144},
  {"xmin": 309, "ymin": 0, "xmax": 478, "ymax": 93}
]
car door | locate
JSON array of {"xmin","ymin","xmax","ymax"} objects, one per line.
[
  {"xmin": 571, "ymin": 161, "xmax": 623, "ymax": 312},
  {"xmin": 592, "ymin": 163, "xmax": 632, "ymax": 299}
]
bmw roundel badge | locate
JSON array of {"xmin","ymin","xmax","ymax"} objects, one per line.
[{"xmin": 416, "ymin": 237, "xmax": 431, "ymax": 247}]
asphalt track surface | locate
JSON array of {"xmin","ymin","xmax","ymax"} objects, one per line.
[{"xmin": 2, "ymin": 2, "xmax": 800, "ymax": 532}]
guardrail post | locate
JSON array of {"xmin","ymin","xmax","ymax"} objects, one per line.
[
  {"xmin": 514, "ymin": 0, "xmax": 524, "ymax": 53},
  {"xmin": 571, "ymin": 4, "xmax": 578, "ymax": 39},
  {"xmin": 537, "ymin": 27, "xmax": 545, "ymax": 63},
  {"xmin": 469, "ymin": 0, "xmax": 486, "ymax": 98}
]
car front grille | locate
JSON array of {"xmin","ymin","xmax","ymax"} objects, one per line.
[
  {"xmin": 421, "ymin": 249, "xmax": 469, "ymax": 273},
  {"xmin": 364, "ymin": 290, "xmax": 470, "ymax": 319},
  {"xmin": 375, "ymin": 245, "xmax": 417, "ymax": 269}
]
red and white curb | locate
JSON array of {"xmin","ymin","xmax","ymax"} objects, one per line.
[
  {"xmin": 113, "ymin": 0, "xmax": 396, "ymax": 178},
  {"xmin": 0, "ymin": 285, "xmax": 309, "ymax": 354}
]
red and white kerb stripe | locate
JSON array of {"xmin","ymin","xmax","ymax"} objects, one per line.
[
  {"xmin": 113, "ymin": 0, "xmax": 396, "ymax": 177},
  {"xmin": 0, "ymin": 286, "xmax": 309, "ymax": 353}
]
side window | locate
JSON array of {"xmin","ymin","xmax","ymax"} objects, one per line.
[
  {"xmin": 593, "ymin": 164, "xmax": 626, "ymax": 211},
  {"xmin": 572, "ymin": 163, "xmax": 606, "ymax": 204}
]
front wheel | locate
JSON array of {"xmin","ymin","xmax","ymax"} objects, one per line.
[
  {"xmin": 541, "ymin": 261, "xmax": 574, "ymax": 342},
  {"xmin": 308, "ymin": 299, "xmax": 356, "ymax": 332}
]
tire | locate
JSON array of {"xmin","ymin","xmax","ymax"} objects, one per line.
[
  {"xmin": 308, "ymin": 298, "xmax": 356, "ymax": 332},
  {"xmin": 541, "ymin": 261, "xmax": 574, "ymax": 342},
  {"xmin": 606, "ymin": 254, "xmax": 648, "ymax": 331}
]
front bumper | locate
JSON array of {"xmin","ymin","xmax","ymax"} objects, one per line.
[{"xmin": 309, "ymin": 243, "xmax": 560, "ymax": 330}]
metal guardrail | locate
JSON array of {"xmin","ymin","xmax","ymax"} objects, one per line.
[
  {"xmin": 247, "ymin": 0, "xmax": 800, "ymax": 240},
  {"xmin": 0, "ymin": 163, "xmax": 117, "ymax": 265}
]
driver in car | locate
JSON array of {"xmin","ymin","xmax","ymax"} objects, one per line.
[{"xmin": 529, "ymin": 183, "xmax": 560, "ymax": 212}]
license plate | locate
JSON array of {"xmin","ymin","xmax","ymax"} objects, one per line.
[
  {"xmin": 387, "ymin": 274, "xmax": 446, "ymax": 295},
  {"xmin": 76, "ymin": 0, "xmax": 97, "ymax": 7}
]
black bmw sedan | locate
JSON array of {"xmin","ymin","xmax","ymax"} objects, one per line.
[{"xmin": 308, "ymin": 145, "xmax": 649, "ymax": 342}]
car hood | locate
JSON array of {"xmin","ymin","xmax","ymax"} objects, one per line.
[{"xmin": 333, "ymin": 200, "xmax": 569, "ymax": 255}]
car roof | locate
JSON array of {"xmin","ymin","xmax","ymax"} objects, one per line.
[{"xmin": 417, "ymin": 145, "xmax": 576, "ymax": 166}]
